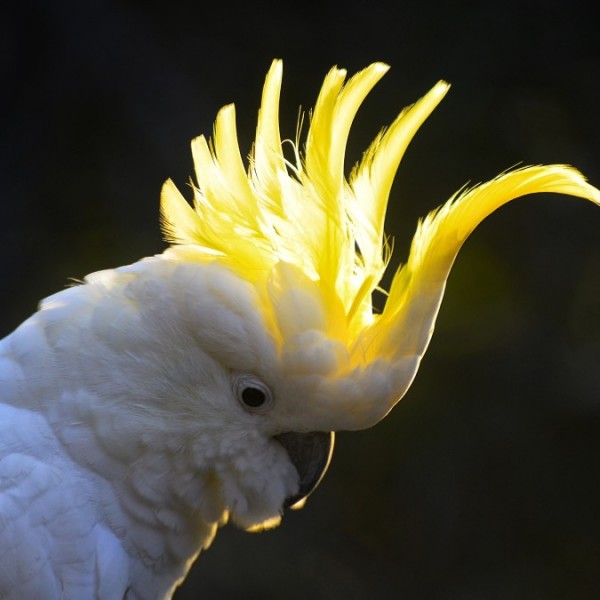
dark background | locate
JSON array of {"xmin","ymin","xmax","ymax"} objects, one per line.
[{"xmin": 2, "ymin": 1, "xmax": 600, "ymax": 598}]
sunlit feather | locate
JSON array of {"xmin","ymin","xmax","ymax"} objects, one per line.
[{"xmin": 162, "ymin": 59, "xmax": 600, "ymax": 412}]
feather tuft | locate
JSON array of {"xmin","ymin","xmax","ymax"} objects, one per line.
[
  {"xmin": 161, "ymin": 60, "xmax": 444, "ymax": 350},
  {"xmin": 161, "ymin": 61, "xmax": 600, "ymax": 386}
]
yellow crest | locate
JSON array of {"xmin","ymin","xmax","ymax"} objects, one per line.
[
  {"xmin": 160, "ymin": 61, "xmax": 448, "ymax": 348},
  {"xmin": 160, "ymin": 61, "xmax": 600, "ymax": 430}
]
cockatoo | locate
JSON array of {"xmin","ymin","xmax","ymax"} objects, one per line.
[{"xmin": 1, "ymin": 60, "xmax": 599, "ymax": 600}]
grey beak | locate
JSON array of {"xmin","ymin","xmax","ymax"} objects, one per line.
[{"xmin": 275, "ymin": 431, "xmax": 334, "ymax": 509}]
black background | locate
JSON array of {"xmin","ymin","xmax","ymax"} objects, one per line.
[{"xmin": 2, "ymin": 1, "xmax": 600, "ymax": 598}]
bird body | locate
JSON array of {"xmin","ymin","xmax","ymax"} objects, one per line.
[{"xmin": 1, "ymin": 60, "xmax": 599, "ymax": 598}]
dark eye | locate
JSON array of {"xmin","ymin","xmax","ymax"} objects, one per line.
[
  {"xmin": 241, "ymin": 386, "xmax": 267, "ymax": 408},
  {"xmin": 233, "ymin": 374, "xmax": 273, "ymax": 413}
]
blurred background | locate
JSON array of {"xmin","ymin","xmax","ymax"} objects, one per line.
[{"xmin": 2, "ymin": 0, "xmax": 600, "ymax": 598}]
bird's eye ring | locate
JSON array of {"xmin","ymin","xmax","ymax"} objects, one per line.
[{"xmin": 233, "ymin": 374, "xmax": 273, "ymax": 413}]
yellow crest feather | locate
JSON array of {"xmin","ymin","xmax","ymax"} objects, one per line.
[
  {"xmin": 161, "ymin": 60, "xmax": 600, "ymax": 381},
  {"xmin": 359, "ymin": 165, "xmax": 600, "ymax": 363}
]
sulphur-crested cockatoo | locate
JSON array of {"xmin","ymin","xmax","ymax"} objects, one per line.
[{"xmin": 1, "ymin": 60, "xmax": 599, "ymax": 599}]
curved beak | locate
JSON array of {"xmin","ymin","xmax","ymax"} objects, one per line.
[{"xmin": 275, "ymin": 431, "xmax": 334, "ymax": 509}]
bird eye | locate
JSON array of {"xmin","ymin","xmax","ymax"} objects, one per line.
[
  {"xmin": 233, "ymin": 374, "xmax": 273, "ymax": 413},
  {"xmin": 242, "ymin": 386, "xmax": 267, "ymax": 408}
]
